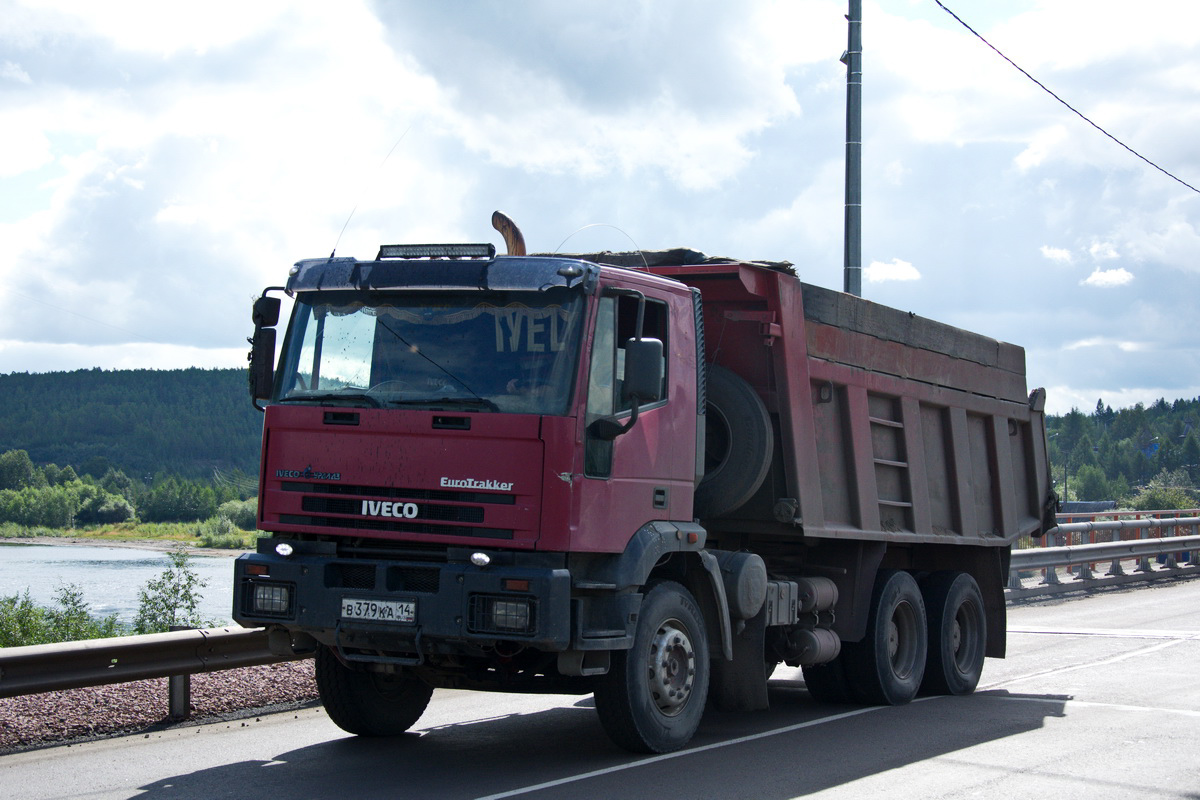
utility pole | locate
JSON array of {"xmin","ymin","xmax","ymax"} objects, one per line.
[{"xmin": 843, "ymin": 0, "xmax": 863, "ymax": 296}]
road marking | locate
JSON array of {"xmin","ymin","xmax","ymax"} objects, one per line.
[
  {"xmin": 982, "ymin": 636, "xmax": 1190, "ymax": 691},
  {"xmin": 472, "ymin": 700, "xmax": 929, "ymax": 800},
  {"xmin": 980, "ymin": 694, "xmax": 1200, "ymax": 719},
  {"xmin": 1008, "ymin": 625, "xmax": 1200, "ymax": 640}
]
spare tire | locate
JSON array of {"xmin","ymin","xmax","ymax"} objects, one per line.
[{"xmin": 694, "ymin": 364, "xmax": 773, "ymax": 518}]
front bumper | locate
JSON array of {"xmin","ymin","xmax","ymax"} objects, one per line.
[{"xmin": 232, "ymin": 539, "xmax": 574, "ymax": 661}]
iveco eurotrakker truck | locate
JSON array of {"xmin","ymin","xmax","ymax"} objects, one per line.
[{"xmin": 234, "ymin": 216, "xmax": 1055, "ymax": 753}]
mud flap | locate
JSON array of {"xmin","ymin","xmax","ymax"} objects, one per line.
[{"xmin": 709, "ymin": 606, "xmax": 770, "ymax": 712}]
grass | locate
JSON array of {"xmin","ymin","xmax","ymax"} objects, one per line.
[{"xmin": 0, "ymin": 520, "xmax": 261, "ymax": 550}]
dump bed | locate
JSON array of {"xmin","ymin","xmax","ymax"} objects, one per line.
[{"xmin": 628, "ymin": 253, "xmax": 1055, "ymax": 548}]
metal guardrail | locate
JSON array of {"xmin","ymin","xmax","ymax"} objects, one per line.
[
  {"xmin": 1009, "ymin": 512, "xmax": 1199, "ymax": 597},
  {"xmin": 2, "ymin": 511, "xmax": 1199, "ymax": 709},
  {"xmin": 0, "ymin": 626, "xmax": 306, "ymax": 711}
]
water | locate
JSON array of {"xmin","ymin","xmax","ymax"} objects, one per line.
[{"xmin": 0, "ymin": 542, "xmax": 239, "ymax": 626}]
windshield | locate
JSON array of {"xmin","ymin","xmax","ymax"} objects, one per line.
[{"xmin": 274, "ymin": 289, "xmax": 585, "ymax": 415}]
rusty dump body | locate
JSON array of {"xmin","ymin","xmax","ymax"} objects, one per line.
[
  {"xmin": 590, "ymin": 251, "xmax": 1056, "ymax": 652},
  {"xmin": 659, "ymin": 258, "xmax": 1053, "ymax": 545}
]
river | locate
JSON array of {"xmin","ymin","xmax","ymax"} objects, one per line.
[{"xmin": 0, "ymin": 542, "xmax": 238, "ymax": 626}]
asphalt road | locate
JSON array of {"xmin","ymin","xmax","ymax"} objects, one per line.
[{"xmin": 3, "ymin": 577, "xmax": 1198, "ymax": 800}]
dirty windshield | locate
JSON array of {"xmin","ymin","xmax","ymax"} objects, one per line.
[{"xmin": 275, "ymin": 289, "xmax": 585, "ymax": 415}]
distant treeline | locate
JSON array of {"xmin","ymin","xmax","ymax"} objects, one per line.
[
  {"xmin": 0, "ymin": 368, "xmax": 260, "ymax": 479},
  {"xmin": 1047, "ymin": 396, "xmax": 1200, "ymax": 507}
]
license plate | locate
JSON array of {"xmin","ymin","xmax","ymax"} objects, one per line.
[{"xmin": 340, "ymin": 597, "xmax": 416, "ymax": 623}]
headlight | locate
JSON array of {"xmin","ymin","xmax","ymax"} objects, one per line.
[{"xmin": 251, "ymin": 582, "xmax": 292, "ymax": 616}]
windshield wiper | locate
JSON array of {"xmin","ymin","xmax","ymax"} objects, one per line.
[
  {"xmin": 387, "ymin": 396, "xmax": 498, "ymax": 412},
  {"xmin": 277, "ymin": 392, "xmax": 382, "ymax": 408}
]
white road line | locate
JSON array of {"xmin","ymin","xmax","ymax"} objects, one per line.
[
  {"xmin": 982, "ymin": 636, "xmax": 1190, "ymax": 690},
  {"xmin": 472, "ymin": 700, "xmax": 931, "ymax": 800},
  {"xmin": 1008, "ymin": 625, "xmax": 1200, "ymax": 640},
  {"xmin": 984, "ymin": 694, "xmax": 1200, "ymax": 718}
]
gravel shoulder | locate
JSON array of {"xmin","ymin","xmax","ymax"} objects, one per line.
[{"xmin": 0, "ymin": 660, "xmax": 318, "ymax": 753}]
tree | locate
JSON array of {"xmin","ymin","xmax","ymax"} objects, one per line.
[
  {"xmin": 0, "ymin": 450, "xmax": 37, "ymax": 491},
  {"xmin": 133, "ymin": 547, "xmax": 211, "ymax": 634},
  {"xmin": 1073, "ymin": 465, "xmax": 1110, "ymax": 502},
  {"xmin": 1130, "ymin": 469, "xmax": 1197, "ymax": 512}
]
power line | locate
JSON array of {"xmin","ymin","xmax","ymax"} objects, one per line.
[{"xmin": 933, "ymin": 0, "xmax": 1200, "ymax": 195}]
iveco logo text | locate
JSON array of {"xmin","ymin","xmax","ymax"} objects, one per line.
[
  {"xmin": 276, "ymin": 466, "xmax": 341, "ymax": 481},
  {"xmin": 361, "ymin": 500, "xmax": 419, "ymax": 519},
  {"xmin": 440, "ymin": 476, "xmax": 514, "ymax": 491}
]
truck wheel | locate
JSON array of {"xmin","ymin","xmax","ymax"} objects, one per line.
[
  {"xmin": 920, "ymin": 571, "xmax": 986, "ymax": 696},
  {"xmin": 694, "ymin": 365, "xmax": 773, "ymax": 518},
  {"xmin": 315, "ymin": 645, "xmax": 433, "ymax": 736},
  {"xmin": 593, "ymin": 581, "xmax": 710, "ymax": 753},
  {"xmin": 842, "ymin": 570, "xmax": 927, "ymax": 705}
]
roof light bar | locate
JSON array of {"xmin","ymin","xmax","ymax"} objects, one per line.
[{"xmin": 376, "ymin": 243, "xmax": 497, "ymax": 260}]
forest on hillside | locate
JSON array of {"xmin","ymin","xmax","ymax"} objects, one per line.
[
  {"xmin": 1, "ymin": 368, "xmax": 1197, "ymax": 512},
  {"xmin": 0, "ymin": 368, "xmax": 261, "ymax": 480},
  {"xmin": 1047, "ymin": 396, "xmax": 1200, "ymax": 507}
]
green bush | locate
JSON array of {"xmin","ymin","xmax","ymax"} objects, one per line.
[
  {"xmin": 217, "ymin": 498, "xmax": 258, "ymax": 531},
  {"xmin": 196, "ymin": 515, "xmax": 256, "ymax": 549},
  {"xmin": 0, "ymin": 585, "xmax": 123, "ymax": 648},
  {"xmin": 133, "ymin": 547, "xmax": 212, "ymax": 633}
]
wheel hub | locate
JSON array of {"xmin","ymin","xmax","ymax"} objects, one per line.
[{"xmin": 648, "ymin": 620, "xmax": 695, "ymax": 716}]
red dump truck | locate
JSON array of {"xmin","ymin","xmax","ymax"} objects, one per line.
[{"xmin": 235, "ymin": 219, "xmax": 1056, "ymax": 753}]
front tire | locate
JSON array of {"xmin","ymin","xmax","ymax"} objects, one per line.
[
  {"xmin": 315, "ymin": 645, "xmax": 433, "ymax": 736},
  {"xmin": 842, "ymin": 570, "xmax": 927, "ymax": 705},
  {"xmin": 594, "ymin": 582, "xmax": 710, "ymax": 753},
  {"xmin": 920, "ymin": 571, "xmax": 986, "ymax": 695}
]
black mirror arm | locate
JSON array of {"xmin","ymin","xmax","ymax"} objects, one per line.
[{"xmin": 588, "ymin": 400, "xmax": 642, "ymax": 441}]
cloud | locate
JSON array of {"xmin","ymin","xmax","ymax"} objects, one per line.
[
  {"xmin": 865, "ymin": 258, "xmax": 921, "ymax": 283},
  {"xmin": 1040, "ymin": 245, "xmax": 1072, "ymax": 263},
  {"xmin": 1089, "ymin": 241, "xmax": 1120, "ymax": 260},
  {"xmin": 1081, "ymin": 268, "xmax": 1134, "ymax": 288},
  {"xmin": 1064, "ymin": 337, "xmax": 1144, "ymax": 352},
  {"xmin": 1, "ymin": 61, "xmax": 31, "ymax": 84}
]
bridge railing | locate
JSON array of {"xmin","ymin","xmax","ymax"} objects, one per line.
[{"xmin": 1009, "ymin": 509, "xmax": 1200, "ymax": 596}]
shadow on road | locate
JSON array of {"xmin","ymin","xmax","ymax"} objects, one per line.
[{"xmin": 134, "ymin": 681, "xmax": 1069, "ymax": 799}]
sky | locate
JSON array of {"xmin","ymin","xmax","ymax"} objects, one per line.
[{"xmin": 1, "ymin": 0, "xmax": 1198, "ymax": 416}]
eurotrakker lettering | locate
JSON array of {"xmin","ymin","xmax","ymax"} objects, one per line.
[{"xmin": 440, "ymin": 476, "xmax": 514, "ymax": 491}]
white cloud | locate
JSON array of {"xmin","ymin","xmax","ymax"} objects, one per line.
[
  {"xmin": 1089, "ymin": 241, "xmax": 1120, "ymax": 260},
  {"xmin": 1081, "ymin": 268, "xmax": 1134, "ymax": 288},
  {"xmin": 1, "ymin": 60, "xmax": 31, "ymax": 84},
  {"xmin": 1040, "ymin": 245, "xmax": 1072, "ymax": 263},
  {"xmin": 1064, "ymin": 337, "xmax": 1144, "ymax": 352},
  {"xmin": 865, "ymin": 258, "xmax": 921, "ymax": 283}
]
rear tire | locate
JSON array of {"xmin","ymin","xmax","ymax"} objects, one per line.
[
  {"xmin": 842, "ymin": 570, "xmax": 927, "ymax": 705},
  {"xmin": 594, "ymin": 582, "xmax": 710, "ymax": 753},
  {"xmin": 315, "ymin": 645, "xmax": 433, "ymax": 736},
  {"xmin": 920, "ymin": 571, "xmax": 986, "ymax": 695}
]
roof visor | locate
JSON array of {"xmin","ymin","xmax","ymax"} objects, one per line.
[{"xmin": 286, "ymin": 254, "xmax": 598, "ymax": 294}]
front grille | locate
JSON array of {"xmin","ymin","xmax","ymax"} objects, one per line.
[
  {"xmin": 330, "ymin": 563, "xmax": 376, "ymax": 590},
  {"xmin": 279, "ymin": 514, "xmax": 514, "ymax": 540},
  {"xmin": 281, "ymin": 481, "xmax": 515, "ymax": 505},
  {"xmin": 302, "ymin": 496, "xmax": 484, "ymax": 523},
  {"xmin": 387, "ymin": 566, "xmax": 440, "ymax": 593}
]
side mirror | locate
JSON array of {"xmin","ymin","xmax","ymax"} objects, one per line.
[
  {"xmin": 249, "ymin": 327, "xmax": 276, "ymax": 405},
  {"xmin": 622, "ymin": 338, "xmax": 664, "ymax": 404},
  {"xmin": 253, "ymin": 296, "xmax": 281, "ymax": 327}
]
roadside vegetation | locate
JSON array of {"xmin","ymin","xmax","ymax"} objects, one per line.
[
  {"xmin": 0, "ymin": 546, "xmax": 213, "ymax": 647},
  {"xmin": 0, "ymin": 448, "xmax": 260, "ymax": 549}
]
